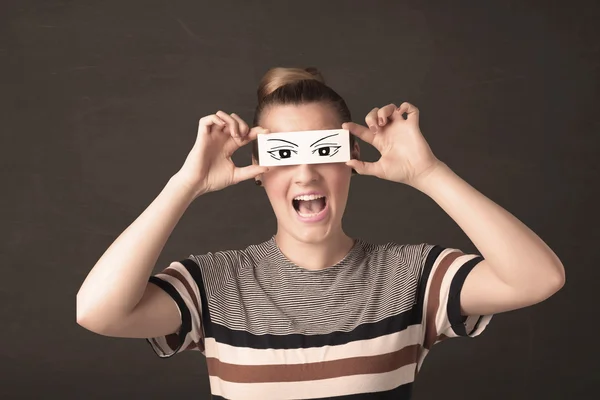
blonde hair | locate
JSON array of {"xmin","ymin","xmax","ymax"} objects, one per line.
[
  {"xmin": 251, "ymin": 67, "xmax": 356, "ymax": 164},
  {"xmin": 256, "ymin": 67, "xmax": 326, "ymax": 103}
]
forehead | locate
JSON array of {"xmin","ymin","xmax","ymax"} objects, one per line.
[{"xmin": 260, "ymin": 102, "xmax": 340, "ymax": 132}]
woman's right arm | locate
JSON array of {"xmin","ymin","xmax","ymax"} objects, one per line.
[
  {"xmin": 76, "ymin": 112, "xmax": 269, "ymax": 339},
  {"xmin": 76, "ymin": 176, "xmax": 198, "ymax": 338}
]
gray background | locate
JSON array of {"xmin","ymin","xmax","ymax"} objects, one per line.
[{"xmin": 2, "ymin": 0, "xmax": 598, "ymax": 398}]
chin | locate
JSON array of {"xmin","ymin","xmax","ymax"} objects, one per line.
[{"xmin": 278, "ymin": 214, "xmax": 341, "ymax": 245}]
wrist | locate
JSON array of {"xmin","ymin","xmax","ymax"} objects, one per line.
[
  {"xmin": 410, "ymin": 160, "xmax": 451, "ymax": 193},
  {"xmin": 168, "ymin": 174, "xmax": 206, "ymax": 201}
]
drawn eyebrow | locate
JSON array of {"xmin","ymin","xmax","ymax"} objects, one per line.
[
  {"xmin": 310, "ymin": 133, "xmax": 339, "ymax": 147},
  {"xmin": 266, "ymin": 138, "xmax": 299, "ymax": 147},
  {"xmin": 311, "ymin": 142, "xmax": 338, "ymax": 147}
]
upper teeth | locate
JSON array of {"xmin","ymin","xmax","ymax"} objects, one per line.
[{"xmin": 294, "ymin": 194, "xmax": 325, "ymax": 201}]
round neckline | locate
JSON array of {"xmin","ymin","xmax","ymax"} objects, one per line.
[{"xmin": 267, "ymin": 235, "xmax": 363, "ymax": 274}]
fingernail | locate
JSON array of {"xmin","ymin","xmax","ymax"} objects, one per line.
[{"xmin": 379, "ymin": 118, "xmax": 384, "ymax": 125}]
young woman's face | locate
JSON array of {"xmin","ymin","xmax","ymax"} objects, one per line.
[{"xmin": 255, "ymin": 102, "xmax": 359, "ymax": 244}]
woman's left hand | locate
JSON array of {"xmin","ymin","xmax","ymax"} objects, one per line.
[{"xmin": 343, "ymin": 102, "xmax": 443, "ymax": 187}]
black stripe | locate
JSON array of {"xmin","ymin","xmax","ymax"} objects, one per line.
[
  {"xmin": 317, "ymin": 382, "xmax": 413, "ymax": 399},
  {"xmin": 180, "ymin": 258, "xmax": 213, "ymax": 338},
  {"xmin": 447, "ymin": 255, "xmax": 485, "ymax": 336},
  {"xmin": 210, "ymin": 382, "xmax": 412, "ymax": 400},
  {"xmin": 414, "ymin": 245, "xmax": 445, "ymax": 322},
  {"xmin": 146, "ymin": 275, "xmax": 192, "ymax": 356},
  {"xmin": 209, "ymin": 306, "xmax": 421, "ymax": 349}
]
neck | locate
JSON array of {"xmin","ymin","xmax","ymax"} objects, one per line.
[{"xmin": 274, "ymin": 228, "xmax": 355, "ymax": 271}]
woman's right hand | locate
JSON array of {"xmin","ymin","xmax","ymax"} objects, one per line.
[{"xmin": 173, "ymin": 111, "xmax": 270, "ymax": 198}]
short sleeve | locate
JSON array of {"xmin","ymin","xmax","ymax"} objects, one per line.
[
  {"xmin": 414, "ymin": 244, "xmax": 493, "ymax": 349},
  {"xmin": 145, "ymin": 258, "xmax": 205, "ymax": 357}
]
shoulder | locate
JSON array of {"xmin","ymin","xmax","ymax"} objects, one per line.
[
  {"xmin": 186, "ymin": 238, "xmax": 273, "ymax": 273},
  {"xmin": 359, "ymin": 239, "xmax": 437, "ymax": 262},
  {"xmin": 356, "ymin": 239, "xmax": 442, "ymax": 276}
]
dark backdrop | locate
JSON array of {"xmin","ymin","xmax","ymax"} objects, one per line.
[{"xmin": 2, "ymin": 0, "xmax": 598, "ymax": 399}]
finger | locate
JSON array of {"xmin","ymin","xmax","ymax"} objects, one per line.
[
  {"xmin": 246, "ymin": 125, "xmax": 270, "ymax": 141},
  {"xmin": 222, "ymin": 126, "xmax": 269, "ymax": 157},
  {"xmin": 230, "ymin": 113, "xmax": 249, "ymax": 138},
  {"xmin": 345, "ymin": 159, "xmax": 378, "ymax": 177},
  {"xmin": 397, "ymin": 102, "xmax": 419, "ymax": 124},
  {"xmin": 377, "ymin": 104, "xmax": 398, "ymax": 126},
  {"xmin": 216, "ymin": 110, "xmax": 241, "ymax": 138},
  {"xmin": 342, "ymin": 122, "xmax": 375, "ymax": 145},
  {"xmin": 365, "ymin": 107, "xmax": 380, "ymax": 132},
  {"xmin": 232, "ymin": 165, "xmax": 270, "ymax": 185},
  {"xmin": 198, "ymin": 115, "xmax": 226, "ymax": 135}
]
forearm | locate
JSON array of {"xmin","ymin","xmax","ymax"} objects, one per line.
[
  {"xmin": 76, "ymin": 175, "xmax": 197, "ymax": 325},
  {"xmin": 412, "ymin": 162, "xmax": 565, "ymax": 292}
]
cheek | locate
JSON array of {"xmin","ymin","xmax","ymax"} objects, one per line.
[
  {"xmin": 264, "ymin": 174, "xmax": 289, "ymax": 204},
  {"xmin": 323, "ymin": 166, "xmax": 352, "ymax": 191}
]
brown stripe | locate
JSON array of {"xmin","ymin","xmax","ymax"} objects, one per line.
[
  {"xmin": 163, "ymin": 267, "xmax": 205, "ymax": 343},
  {"xmin": 415, "ymin": 347, "xmax": 424, "ymax": 377},
  {"xmin": 185, "ymin": 342, "xmax": 199, "ymax": 351},
  {"xmin": 424, "ymin": 251, "xmax": 463, "ymax": 349},
  {"xmin": 206, "ymin": 344, "xmax": 419, "ymax": 384},
  {"xmin": 166, "ymin": 333, "xmax": 180, "ymax": 351}
]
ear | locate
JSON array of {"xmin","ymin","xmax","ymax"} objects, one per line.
[
  {"xmin": 351, "ymin": 140, "xmax": 360, "ymax": 160},
  {"xmin": 350, "ymin": 141, "xmax": 360, "ymax": 175}
]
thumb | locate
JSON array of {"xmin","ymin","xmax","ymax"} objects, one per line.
[
  {"xmin": 233, "ymin": 165, "xmax": 270, "ymax": 185},
  {"xmin": 346, "ymin": 159, "xmax": 378, "ymax": 177}
]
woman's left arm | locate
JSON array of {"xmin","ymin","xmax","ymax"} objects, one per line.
[
  {"xmin": 411, "ymin": 161, "xmax": 565, "ymax": 316},
  {"xmin": 344, "ymin": 102, "xmax": 565, "ymax": 316}
]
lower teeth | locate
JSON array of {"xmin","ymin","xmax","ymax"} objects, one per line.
[{"xmin": 298, "ymin": 210, "xmax": 322, "ymax": 217}]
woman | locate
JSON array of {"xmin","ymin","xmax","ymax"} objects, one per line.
[{"xmin": 76, "ymin": 67, "xmax": 565, "ymax": 399}]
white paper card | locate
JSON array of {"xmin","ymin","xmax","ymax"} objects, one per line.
[{"xmin": 257, "ymin": 129, "xmax": 351, "ymax": 167}]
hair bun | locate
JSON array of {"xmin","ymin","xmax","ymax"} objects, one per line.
[
  {"xmin": 257, "ymin": 67, "xmax": 326, "ymax": 103},
  {"xmin": 304, "ymin": 67, "xmax": 325, "ymax": 82}
]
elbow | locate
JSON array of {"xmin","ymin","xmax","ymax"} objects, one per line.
[
  {"xmin": 538, "ymin": 265, "xmax": 566, "ymax": 301},
  {"xmin": 76, "ymin": 295, "xmax": 109, "ymax": 334},
  {"xmin": 550, "ymin": 266, "xmax": 566, "ymax": 293},
  {"xmin": 76, "ymin": 309, "xmax": 114, "ymax": 336},
  {"xmin": 76, "ymin": 298, "xmax": 98, "ymax": 332}
]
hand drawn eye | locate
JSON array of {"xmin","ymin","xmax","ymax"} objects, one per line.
[
  {"xmin": 267, "ymin": 148, "xmax": 297, "ymax": 160},
  {"xmin": 312, "ymin": 146, "xmax": 341, "ymax": 157}
]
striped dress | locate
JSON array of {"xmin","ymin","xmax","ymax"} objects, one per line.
[{"xmin": 146, "ymin": 237, "xmax": 492, "ymax": 399}]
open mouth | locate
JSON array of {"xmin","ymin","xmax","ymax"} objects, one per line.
[{"xmin": 292, "ymin": 194, "xmax": 328, "ymax": 218}]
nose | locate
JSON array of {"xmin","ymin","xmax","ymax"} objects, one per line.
[{"xmin": 293, "ymin": 163, "xmax": 320, "ymax": 185}]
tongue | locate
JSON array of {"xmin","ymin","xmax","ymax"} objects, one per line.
[{"xmin": 298, "ymin": 198, "xmax": 325, "ymax": 214}]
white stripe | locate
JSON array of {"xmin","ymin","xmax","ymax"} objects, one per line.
[
  {"xmin": 209, "ymin": 363, "xmax": 416, "ymax": 399},
  {"xmin": 204, "ymin": 324, "xmax": 422, "ymax": 365}
]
